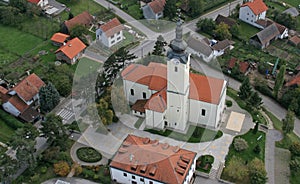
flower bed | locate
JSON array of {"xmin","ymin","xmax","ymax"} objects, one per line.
[{"xmin": 76, "ymin": 147, "xmax": 102, "ymax": 163}]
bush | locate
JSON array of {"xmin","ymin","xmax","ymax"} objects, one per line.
[
  {"xmin": 290, "ymin": 157, "xmax": 300, "ymax": 172},
  {"xmin": 40, "ymin": 166, "xmax": 47, "ymax": 174},
  {"xmin": 253, "ymin": 144, "xmax": 261, "ymax": 154},
  {"xmin": 226, "ymin": 100, "xmax": 233, "ymax": 107},
  {"xmin": 234, "ymin": 138, "xmax": 249, "ymax": 152},
  {"xmin": 290, "ymin": 142, "xmax": 300, "ymax": 158},
  {"xmin": 0, "ymin": 110, "xmax": 24, "ymax": 129},
  {"xmin": 76, "ymin": 147, "xmax": 102, "ymax": 163},
  {"xmin": 53, "ymin": 161, "xmax": 70, "ymax": 177}
]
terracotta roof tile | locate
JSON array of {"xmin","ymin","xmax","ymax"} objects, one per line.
[
  {"xmin": 13, "ymin": 73, "xmax": 45, "ymax": 102},
  {"xmin": 132, "ymin": 99, "xmax": 148, "ymax": 113},
  {"xmin": 100, "ymin": 18, "xmax": 124, "ymax": 38},
  {"xmin": 144, "ymin": 89, "xmax": 167, "ymax": 112},
  {"xmin": 189, "ymin": 73, "xmax": 225, "ymax": 104},
  {"xmin": 110, "ymin": 135, "xmax": 196, "ymax": 184},
  {"xmin": 286, "ymin": 73, "xmax": 300, "ymax": 87},
  {"xmin": 289, "ymin": 36, "xmax": 300, "ymax": 46},
  {"xmin": 28, "ymin": 0, "xmax": 40, "ymax": 4},
  {"xmin": 0, "ymin": 86, "xmax": 8, "ymax": 95},
  {"xmin": 64, "ymin": 11, "xmax": 94, "ymax": 31},
  {"xmin": 55, "ymin": 37, "xmax": 86, "ymax": 59},
  {"xmin": 149, "ymin": 0, "xmax": 166, "ymax": 14},
  {"xmin": 8, "ymin": 96, "xmax": 28, "ymax": 113},
  {"xmin": 50, "ymin": 33, "xmax": 70, "ymax": 44},
  {"xmin": 241, "ymin": 0, "xmax": 268, "ymax": 15},
  {"xmin": 228, "ymin": 58, "xmax": 249, "ymax": 74}
]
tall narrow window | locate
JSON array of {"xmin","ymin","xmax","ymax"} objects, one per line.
[
  {"xmin": 175, "ymin": 66, "xmax": 178, "ymax": 72},
  {"xmin": 130, "ymin": 89, "xmax": 134, "ymax": 96},
  {"xmin": 201, "ymin": 109, "xmax": 206, "ymax": 116},
  {"xmin": 143, "ymin": 92, "xmax": 146, "ymax": 99}
]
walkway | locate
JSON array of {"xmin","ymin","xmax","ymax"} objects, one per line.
[{"xmin": 42, "ymin": 177, "xmax": 99, "ymax": 184}]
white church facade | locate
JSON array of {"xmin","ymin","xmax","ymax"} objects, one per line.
[{"xmin": 121, "ymin": 22, "xmax": 227, "ymax": 131}]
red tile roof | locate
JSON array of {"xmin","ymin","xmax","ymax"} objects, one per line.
[
  {"xmin": 289, "ymin": 36, "xmax": 300, "ymax": 46},
  {"xmin": 100, "ymin": 18, "xmax": 124, "ymax": 38},
  {"xmin": 28, "ymin": 0, "xmax": 40, "ymax": 4},
  {"xmin": 64, "ymin": 11, "xmax": 94, "ymax": 31},
  {"xmin": 55, "ymin": 37, "xmax": 86, "ymax": 59},
  {"xmin": 132, "ymin": 99, "xmax": 148, "ymax": 113},
  {"xmin": 144, "ymin": 89, "xmax": 167, "ymax": 112},
  {"xmin": 241, "ymin": 0, "xmax": 268, "ymax": 15},
  {"xmin": 228, "ymin": 58, "xmax": 250, "ymax": 74},
  {"xmin": 50, "ymin": 33, "xmax": 70, "ymax": 44},
  {"xmin": 8, "ymin": 96, "xmax": 28, "ymax": 113},
  {"xmin": 286, "ymin": 73, "xmax": 300, "ymax": 87},
  {"xmin": 0, "ymin": 86, "xmax": 8, "ymax": 95},
  {"xmin": 0, "ymin": 86, "xmax": 9, "ymax": 103},
  {"xmin": 189, "ymin": 73, "xmax": 225, "ymax": 104},
  {"xmin": 13, "ymin": 73, "xmax": 45, "ymax": 102},
  {"xmin": 122, "ymin": 62, "xmax": 225, "ymax": 107},
  {"xmin": 149, "ymin": 0, "xmax": 166, "ymax": 14},
  {"xmin": 110, "ymin": 134, "xmax": 196, "ymax": 184}
]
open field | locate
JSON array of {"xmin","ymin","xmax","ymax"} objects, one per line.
[
  {"xmin": 0, "ymin": 119, "xmax": 15, "ymax": 143},
  {"xmin": 0, "ymin": 26, "xmax": 43, "ymax": 56}
]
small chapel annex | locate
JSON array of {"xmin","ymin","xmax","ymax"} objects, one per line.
[{"xmin": 121, "ymin": 22, "xmax": 227, "ymax": 131}]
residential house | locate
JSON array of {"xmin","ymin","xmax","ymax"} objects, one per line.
[
  {"xmin": 211, "ymin": 39, "xmax": 234, "ymax": 56},
  {"xmin": 2, "ymin": 73, "xmax": 45, "ymax": 122},
  {"xmin": 110, "ymin": 134, "xmax": 197, "ymax": 184},
  {"xmin": 288, "ymin": 35, "xmax": 300, "ymax": 47},
  {"xmin": 96, "ymin": 18, "xmax": 124, "ymax": 48},
  {"xmin": 142, "ymin": 0, "xmax": 166, "ymax": 20},
  {"xmin": 187, "ymin": 36, "xmax": 214, "ymax": 62},
  {"xmin": 285, "ymin": 73, "xmax": 300, "ymax": 87},
  {"xmin": 249, "ymin": 23, "xmax": 280, "ymax": 49},
  {"xmin": 239, "ymin": 0, "xmax": 268, "ymax": 28},
  {"xmin": 256, "ymin": 19, "xmax": 288, "ymax": 39},
  {"xmin": 62, "ymin": 11, "xmax": 94, "ymax": 33},
  {"xmin": 55, "ymin": 37, "xmax": 86, "ymax": 64},
  {"xmin": 215, "ymin": 14, "xmax": 237, "ymax": 28},
  {"xmin": 283, "ymin": 7, "xmax": 299, "ymax": 17},
  {"xmin": 121, "ymin": 23, "xmax": 227, "ymax": 131},
  {"xmin": 228, "ymin": 57, "xmax": 250, "ymax": 74},
  {"xmin": 50, "ymin": 33, "xmax": 70, "ymax": 46},
  {"xmin": 27, "ymin": 0, "xmax": 48, "ymax": 8}
]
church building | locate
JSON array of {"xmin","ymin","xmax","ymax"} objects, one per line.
[{"xmin": 121, "ymin": 22, "xmax": 227, "ymax": 131}]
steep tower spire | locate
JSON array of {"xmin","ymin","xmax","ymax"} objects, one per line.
[{"xmin": 167, "ymin": 20, "xmax": 188, "ymax": 63}]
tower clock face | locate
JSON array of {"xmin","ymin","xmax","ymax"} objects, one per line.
[{"xmin": 173, "ymin": 60, "xmax": 180, "ymax": 65}]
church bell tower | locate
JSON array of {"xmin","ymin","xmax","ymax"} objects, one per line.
[{"xmin": 166, "ymin": 21, "xmax": 191, "ymax": 131}]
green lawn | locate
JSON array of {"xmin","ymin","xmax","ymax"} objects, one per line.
[
  {"xmin": 262, "ymin": 107, "xmax": 282, "ymax": 130},
  {"xmin": 74, "ymin": 57, "xmax": 103, "ymax": 79},
  {"xmin": 145, "ymin": 125, "xmax": 223, "ymax": 143},
  {"xmin": 0, "ymin": 26, "xmax": 43, "ymax": 55},
  {"xmin": 283, "ymin": 0, "xmax": 299, "ymax": 7},
  {"xmin": 0, "ymin": 119, "xmax": 15, "ymax": 144},
  {"xmin": 237, "ymin": 20, "xmax": 260, "ymax": 41}
]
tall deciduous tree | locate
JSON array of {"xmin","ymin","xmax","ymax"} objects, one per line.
[
  {"xmin": 163, "ymin": 0, "xmax": 177, "ymax": 20},
  {"xmin": 282, "ymin": 109, "xmax": 295, "ymax": 134},
  {"xmin": 214, "ymin": 22, "xmax": 232, "ymax": 40},
  {"xmin": 97, "ymin": 98, "xmax": 114, "ymax": 125},
  {"xmin": 223, "ymin": 156, "xmax": 248, "ymax": 181},
  {"xmin": 248, "ymin": 158, "xmax": 268, "ymax": 184},
  {"xmin": 239, "ymin": 77, "xmax": 253, "ymax": 100},
  {"xmin": 70, "ymin": 24, "xmax": 87, "ymax": 38},
  {"xmin": 188, "ymin": 0, "xmax": 204, "ymax": 18},
  {"xmin": 274, "ymin": 64, "xmax": 286, "ymax": 98},
  {"xmin": 41, "ymin": 114, "xmax": 68, "ymax": 150},
  {"xmin": 196, "ymin": 18, "xmax": 216, "ymax": 34},
  {"xmin": 40, "ymin": 82, "xmax": 60, "ymax": 113},
  {"xmin": 152, "ymin": 35, "xmax": 167, "ymax": 56}
]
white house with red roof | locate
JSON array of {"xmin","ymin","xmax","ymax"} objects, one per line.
[
  {"xmin": 239, "ymin": 0, "xmax": 268, "ymax": 28},
  {"xmin": 121, "ymin": 22, "xmax": 227, "ymax": 131},
  {"xmin": 50, "ymin": 32, "xmax": 70, "ymax": 46},
  {"xmin": 110, "ymin": 134, "xmax": 196, "ymax": 184},
  {"xmin": 142, "ymin": 0, "xmax": 166, "ymax": 20},
  {"xmin": 96, "ymin": 18, "xmax": 124, "ymax": 48},
  {"xmin": 2, "ymin": 73, "xmax": 45, "ymax": 122},
  {"xmin": 55, "ymin": 37, "xmax": 86, "ymax": 64}
]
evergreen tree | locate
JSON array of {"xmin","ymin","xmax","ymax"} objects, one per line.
[
  {"xmin": 253, "ymin": 121, "xmax": 259, "ymax": 134},
  {"xmin": 282, "ymin": 109, "xmax": 295, "ymax": 134},
  {"xmin": 40, "ymin": 82, "xmax": 60, "ymax": 113},
  {"xmin": 102, "ymin": 47, "xmax": 136, "ymax": 87},
  {"xmin": 68, "ymin": 12, "xmax": 74, "ymax": 20},
  {"xmin": 248, "ymin": 91, "xmax": 263, "ymax": 109},
  {"xmin": 163, "ymin": 0, "xmax": 177, "ymax": 20},
  {"xmin": 274, "ymin": 64, "xmax": 286, "ymax": 98},
  {"xmin": 239, "ymin": 77, "xmax": 253, "ymax": 100},
  {"xmin": 152, "ymin": 35, "xmax": 167, "ymax": 56}
]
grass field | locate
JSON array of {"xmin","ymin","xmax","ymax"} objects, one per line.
[
  {"xmin": 0, "ymin": 26, "xmax": 43, "ymax": 55},
  {"xmin": 237, "ymin": 21, "xmax": 260, "ymax": 41},
  {"xmin": 0, "ymin": 119, "xmax": 15, "ymax": 143},
  {"xmin": 145, "ymin": 125, "xmax": 223, "ymax": 143}
]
